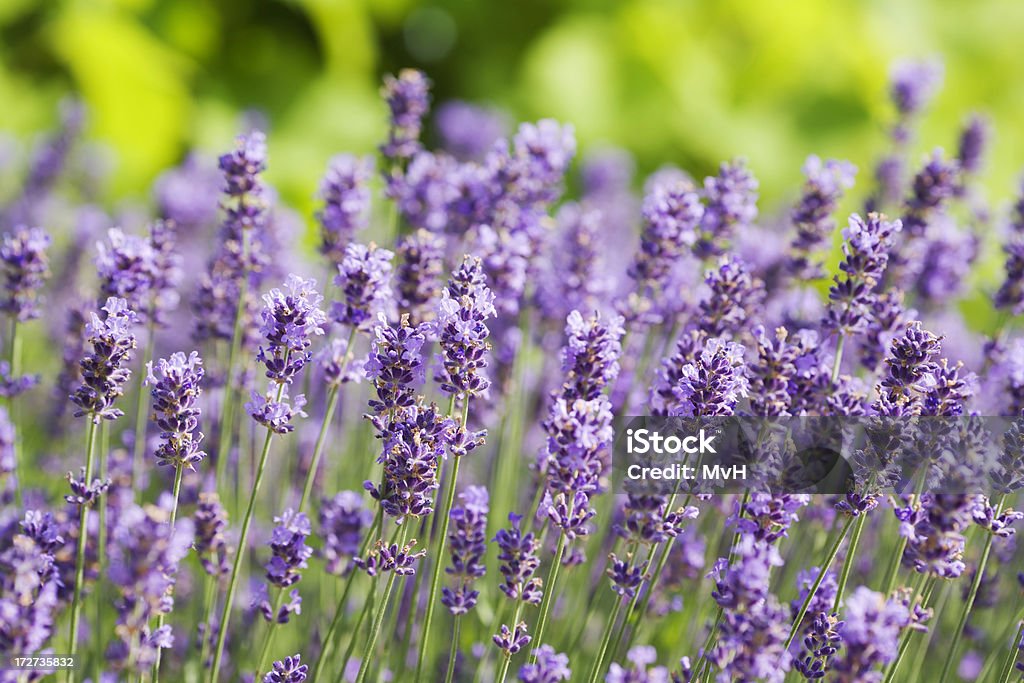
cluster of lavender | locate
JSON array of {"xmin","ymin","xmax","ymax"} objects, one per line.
[{"xmin": 1, "ymin": 59, "xmax": 1024, "ymax": 683}]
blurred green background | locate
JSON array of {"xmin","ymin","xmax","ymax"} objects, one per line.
[{"xmin": 3, "ymin": 0, "xmax": 1024, "ymax": 213}]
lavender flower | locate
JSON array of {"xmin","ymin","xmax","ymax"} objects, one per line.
[
  {"xmin": 256, "ymin": 509, "xmax": 312, "ymax": 623},
  {"xmin": 317, "ymin": 154, "xmax": 373, "ymax": 265},
  {"xmin": 331, "ymin": 243, "xmax": 394, "ymax": 329},
  {"xmin": 787, "ymin": 156, "xmax": 857, "ymax": 278},
  {"xmin": 901, "ymin": 150, "xmax": 959, "ymax": 238},
  {"xmin": 193, "ymin": 492, "xmax": 229, "ymax": 577},
  {"xmin": 387, "ymin": 151, "xmax": 460, "ymax": 233},
  {"xmin": 433, "ymin": 255, "xmax": 495, "ymax": 398},
  {"xmin": 897, "ymin": 494, "xmax": 974, "ymax": 578},
  {"xmin": 822, "ymin": 213, "xmax": 902, "ymax": 337},
  {"xmin": 559, "ymin": 310, "xmax": 625, "ymax": 401},
  {"xmin": 395, "ymin": 228, "xmax": 445, "ymax": 324},
  {"xmin": 0, "ymin": 225, "xmax": 51, "ymax": 323},
  {"xmin": 495, "ymin": 513, "xmax": 543, "ymax": 605},
  {"xmin": 96, "ymin": 227, "xmax": 157, "ymax": 317},
  {"xmin": 262, "ymin": 654, "xmax": 308, "ymax": 683},
  {"xmin": 697, "ymin": 255, "xmax": 763, "ymax": 337},
  {"xmin": 956, "ymin": 114, "xmax": 989, "ymax": 176},
  {"xmin": 354, "ymin": 538, "xmax": 426, "ymax": 576},
  {"xmin": 436, "ymin": 100, "xmax": 507, "ymax": 161},
  {"xmin": 668, "ymin": 337, "xmax": 749, "ymax": 418},
  {"xmin": 518, "ymin": 645, "xmax": 571, "ymax": 682},
  {"xmin": 70, "ymin": 297, "xmax": 138, "ymax": 422},
  {"xmin": 494, "ymin": 622, "xmax": 530, "ymax": 657},
  {"xmin": 890, "ymin": 59, "xmax": 944, "ymax": 118},
  {"xmin": 381, "ymin": 69, "xmax": 431, "ymax": 162},
  {"xmin": 154, "ymin": 153, "xmax": 221, "ymax": 231},
  {"xmin": 794, "ymin": 612, "xmax": 843, "ymax": 680},
  {"xmin": 877, "ymin": 321, "xmax": 942, "ymax": 412},
  {"xmin": 996, "ymin": 180, "xmax": 1024, "ymax": 314},
  {"xmin": 607, "ymin": 646, "xmax": 670, "ymax": 683},
  {"xmin": 0, "ymin": 520, "xmax": 61, "ymax": 661},
  {"xmin": 441, "ymin": 485, "xmax": 489, "ymax": 615},
  {"xmin": 833, "ymin": 586, "xmax": 911, "ymax": 682},
  {"xmin": 145, "ymin": 351, "xmax": 205, "ymax": 469},
  {"xmin": 695, "ymin": 159, "xmax": 759, "ymax": 259},
  {"xmin": 319, "ymin": 491, "xmax": 372, "ymax": 575},
  {"xmin": 537, "ymin": 203, "xmax": 610, "ymax": 322}
]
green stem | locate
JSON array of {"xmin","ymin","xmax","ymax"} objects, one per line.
[
  {"xmin": 298, "ymin": 384, "xmax": 340, "ymax": 514},
  {"xmin": 882, "ymin": 576, "xmax": 935, "ymax": 683},
  {"xmin": 337, "ymin": 583, "xmax": 376, "ymax": 683},
  {"xmin": 588, "ymin": 596, "xmax": 625, "ymax": 683},
  {"xmin": 151, "ymin": 464, "xmax": 185, "ymax": 682},
  {"xmin": 996, "ymin": 619, "xmax": 1024, "ymax": 683},
  {"xmin": 209, "ymin": 381, "xmax": 284, "ymax": 683},
  {"xmin": 832, "ymin": 513, "xmax": 865, "ymax": 613},
  {"xmin": 494, "ymin": 601, "xmax": 524, "ymax": 683},
  {"xmin": 355, "ymin": 524, "xmax": 409, "ymax": 683},
  {"xmin": 785, "ymin": 515, "xmax": 855, "ymax": 649},
  {"xmin": 68, "ymin": 418, "xmax": 98, "ymax": 683},
  {"xmin": 311, "ymin": 507, "xmax": 383, "ymax": 683},
  {"xmin": 444, "ymin": 615, "xmax": 461, "ymax": 683},
  {"xmin": 831, "ymin": 334, "xmax": 846, "ymax": 385},
  {"xmin": 938, "ymin": 494, "xmax": 1007, "ymax": 683},
  {"xmin": 256, "ymin": 587, "xmax": 287, "ymax": 675},
  {"xmin": 531, "ymin": 529, "xmax": 567, "ymax": 662},
  {"xmin": 93, "ymin": 422, "xmax": 110, "ymax": 683},
  {"xmin": 414, "ymin": 395, "xmax": 468, "ymax": 682},
  {"xmin": 7, "ymin": 317, "xmax": 23, "ymax": 507}
]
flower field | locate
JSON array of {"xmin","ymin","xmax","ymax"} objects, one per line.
[{"xmin": 2, "ymin": 61, "xmax": 1024, "ymax": 683}]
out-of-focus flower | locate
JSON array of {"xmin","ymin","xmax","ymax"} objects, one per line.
[{"xmin": 0, "ymin": 225, "xmax": 51, "ymax": 322}]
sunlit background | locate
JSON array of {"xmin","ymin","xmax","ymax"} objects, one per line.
[{"xmin": 2, "ymin": 0, "xmax": 1024, "ymax": 219}]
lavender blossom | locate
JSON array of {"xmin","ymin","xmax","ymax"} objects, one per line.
[
  {"xmin": 441, "ymin": 485, "xmax": 489, "ymax": 615},
  {"xmin": 668, "ymin": 337, "xmax": 749, "ymax": 417},
  {"xmin": 381, "ymin": 69, "xmax": 431, "ymax": 163},
  {"xmin": 956, "ymin": 114, "xmax": 989, "ymax": 176},
  {"xmin": 877, "ymin": 321, "xmax": 942, "ymax": 413},
  {"xmin": 559, "ymin": 310, "xmax": 625, "ymax": 401},
  {"xmin": 145, "ymin": 351, "xmax": 205, "ymax": 470},
  {"xmin": 996, "ymin": 180, "xmax": 1024, "ymax": 314},
  {"xmin": 537, "ymin": 203, "xmax": 610, "ymax": 322},
  {"xmin": 365, "ymin": 313, "xmax": 427, "ymax": 415},
  {"xmin": 317, "ymin": 154, "xmax": 373, "ymax": 265},
  {"xmin": 387, "ymin": 151, "xmax": 460, "ymax": 233},
  {"xmin": 319, "ymin": 491, "xmax": 372, "ymax": 576},
  {"xmin": 787, "ymin": 156, "xmax": 857, "ymax": 279},
  {"xmin": 607, "ymin": 646, "xmax": 670, "ymax": 683},
  {"xmin": 193, "ymin": 492, "xmax": 229, "ymax": 577},
  {"xmin": 890, "ymin": 59, "xmax": 944, "ymax": 118},
  {"xmin": 154, "ymin": 153, "xmax": 221, "ymax": 231},
  {"xmin": 433, "ymin": 255, "xmax": 495, "ymax": 398},
  {"xmin": 331, "ymin": 243, "xmax": 394, "ymax": 330},
  {"xmin": 794, "ymin": 612, "xmax": 843, "ymax": 680},
  {"xmin": 262, "ymin": 654, "xmax": 309, "ymax": 683},
  {"xmin": 354, "ymin": 538, "xmax": 426, "ymax": 576},
  {"xmin": 96, "ymin": 227, "xmax": 157, "ymax": 318},
  {"xmin": 256, "ymin": 509, "xmax": 312, "ymax": 623},
  {"xmin": 901, "ymin": 150, "xmax": 959, "ymax": 237},
  {"xmin": 832, "ymin": 586, "xmax": 911, "ymax": 682},
  {"xmin": 695, "ymin": 159, "xmax": 759, "ymax": 259},
  {"xmin": 494, "ymin": 513, "xmax": 543, "ymax": 605},
  {"xmin": 697, "ymin": 255, "xmax": 763, "ymax": 337},
  {"xmin": 494, "ymin": 621, "xmax": 531, "ymax": 657},
  {"xmin": 70, "ymin": 297, "xmax": 138, "ymax": 422},
  {"xmin": 395, "ymin": 229, "xmax": 445, "ymax": 325},
  {"xmin": 436, "ymin": 100, "xmax": 508, "ymax": 161},
  {"xmin": 0, "ymin": 225, "xmax": 51, "ymax": 322},
  {"xmin": 518, "ymin": 645, "xmax": 571, "ymax": 682}
]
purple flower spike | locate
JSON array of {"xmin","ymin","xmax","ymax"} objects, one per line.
[
  {"xmin": 365, "ymin": 313, "xmax": 427, "ymax": 415},
  {"xmin": 320, "ymin": 491, "xmax": 373, "ymax": 576},
  {"xmin": 245, "ymin": 387, "xmax": 307, "ymax": 434},
  {"xmin": 788, "ymin": 156, "xmax": 857, "ymax": 279},
  {"xmin": 262, "ymin": 653, "xmax": 308, "ymax": 683},
  {"xmin": 697, "ymin": 255, "xmax": 763, "ymax": 337},
  {"xmin": 255, "ymin": 509, "xmax": 312, "ymax": 623},
  {"xmin": 193, "ymin": 492, "xmax": 230, "ymax": 577},
  {"xmin": 559, "ymin": 310, "xmax": 625, "ymax": 401},
  {"xmin": 332, "ymin": 242, "xmax": 394, "ymax": 330},
  {"xmin": 890, "ymin": 58, "xmax": 944, "ymax": 117},
  {"xmin": 441, "ymin": 485, "xmax": 489, "ymax": 615},
  {"xmin": 436, "ymin": 100, "xmax": 507, "ymax": 161},
  {"xmin": 607, "ymin": 646, "xmax": 670, "ymax": 683},
  {"xmin": 696, "ymin": 159, "xmax": 759, "ymax": 259},
  {"xmin": 381, "ymin": 69, "xmax": 431, "ymax": 162},
  {"xmin": 433, "ymin": 255, "xmax": 495, "ymax": 398},
  {"xmin": 70, "ymin": 297, "xmax": 138, "ymax": 423},
  {"xmin": 317, "ymin": 154, "xmax": 374, "ymax": 265},
  {"xmin": 0, "ymin": 225, "xmax": 51, "ymax": 322},
  {"xmin": 395, "ymin": 229, "xmax": 446, "ymax": 325},
  {"xmin": 518, "ymin": 645, "xmax": 571, "ymax": 682},
  {"xmin": 956, "ymin": 114, "xmax": 989, "ymax": 176},
  {"xmin": 145, "ymin": 351, "xmax": 205, "ymax": 470},
  {"xmin": 901, "ymin": 149, "xmax": 959, "ymax": 237},
  {"xmin": 355, "ymin": 538, "xmax": 426, "ymax": 576},
  {"xmin": 833, "ymin": 586, "xmax": 911, "ymax": 680},
  {"xmin": 0, "ymin": 521, "xmax": 62, "ymax": 662},
  {"xmin": 257, "ymin": 274, "xmax": 327, "ymax": 385},
  {"xmin": 96, "ymin": 227, "xmax": 157, "ymax": 318},
  {"xmin": 495, "ymin": 513, "xmax": 543, "ymax": 605},
  {"xmin": 669, "ymin": 337, "xmax": 749, "ymax": 418},
  {"xmin": 494, "ymin": 621, "xmax": 531, "ymax": 656}
]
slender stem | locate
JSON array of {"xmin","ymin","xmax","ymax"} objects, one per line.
[
  {"xmin": 198, "ymin": 573, "xmax": 218, "ymax": 667},
  {"xmin": 444, "ymin": 615, "xmax": 461, "ymax": 683},
  {"xmin": 882, "ymin": 576, "xmax": 935, "ymax": 683},
  {"xmin": 7, "ymin": 317, "xmax": 23, "ymax": 507},
  {"xmin": 531, "ymin": 529, "xmax": 567, "ymax": 662},
  {"xmin": 588, "ymin": 596, "xmax": 625, "ymax": 683},
  {"xmin": 338, "ymin": 583, "xmax": 376, "ymax": 683},
  {"xmin": 414, "ymin": 395, "xmax": 468, "ymax": 682},
  {"xmin": 298, "ymin": 385, "xmax": 340, "ymax": 514},
  {"xmin": 311, "ymin": 507, "xmax": 383, "ymax": 682},
  {"xmin": 494, "ymin": 601, "xmax": 524, "ymax": 683},
  {"xmin": 785, "ymin": 515, "xmax": 855, "ymax": 650},
  {"xmin": 152, "ymin": 464, "xmax": 185, "ymax": 682},
  {"xmin": 996, "ymin": 619, "xmax": 1024, "ymax": 683},
  {"xmin": 68, "ymin": 419, "xmax": 98, "ymax": 683},
  {"xmin": 215, "ymin": 233, "xmax": 251, "ymax": 501},
  {"xmin": 256, "ymin": 586, "xmax": 287, "ymax": 675},
  {"xmin": 131, "ymin": 322, "xmax": 157, "ymax": 488},
  {"xmin": 355, "ymin": 524, "xmax": 409, "ymax": 683},
  {"xmin": 209, "ymin": 385, "xmax": 283, "ymax": 683},
  {"xmin": 832, "ymin": 513, "xmax": 865, "ymax": 613},
  {"xmin": 93, "ymin": 422, "xmax": 110, "ymax": 683},
  {"xmin": 938, "ymin": 494, "xmax": 1007, "ymax": 683},
  {"xmin": 831, "ymin": 334, "xmax": 846, "ymax": 385}
]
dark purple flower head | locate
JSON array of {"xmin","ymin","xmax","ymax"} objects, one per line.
[
  {"xmin": 788, "ymin": 156, "xmax": 857, "ymax": 278},
  {"xmin": 734, "ymin": 494, "xmax": 811, "ymax": 544},
  {"xmin": 436, "ymin": 100, "xmax": 508, "ymax": 161},
  {"xmin": 365, "ymin": 313, "xmax": 427, "ymax": 414},
  {"xmin": 381, "ymin": 69, "xmax": 431, "ymax": 162},
  {"xmin": 70, "ymin": 297, "xmax": 138, "ymax": 422},
  {"xmin": 395, "ymin": 228, "xmax": 446, "ymax": 325},
  {"xmin": 822, "ymin": 213, "xmax": 903, "ymax": 337},
  {"xmin": 898, "ymin": 494, "xmax": 974, "ymax": 578},
  {"xmin": 901, "ymin": 149, "xmax": 959, "ymax": 237},
  {"xmin": 710, "ymin": 535, "xmax": 783, "ymax": 610},
  {"xmin": 193, "ymin": 491, "xmax": 229, "ymax": 577},
  {"xmin": 628, "ymin": 177, "xmax": 702, "ymax": 297},
  {"xmin": 493, "ymin": 621, "xmax": 531, "ymax": 656},
  {"xmin": 495, "ymin": 513, "xmax": 543, "ymax": 605},
  {"xmin": 518, "ymin": 645, "xmax": 571, "ymax": 683},
  {"xmin": 617, "ymin": 494, "xmax": 699, "ymax": 546},
  {"xmin": 387, "ymin": 150, "xmax": 461, "ymax": 233},
  {"xmin": 64, "ymin": 467, "xmax": 110, "ymax": 507},
  {"xmin": 96, "ymin": 227, "xmax": 158, "ymax": 318},
  {"xmin": 889, "ymin": 59, "xmax": 944, "ymax": 117},
  {"xmin": 145, "ymin": 351, "xmax": 205, "ymax": 470},
  {"xmin": 878, "ymin": 321, "xmax": 942, "ymax": 411},
  {"xmin": 442, "ymin": 485, "xmax": 489, "ymax": 615},
  {"xmin": 433, "ymin": 255, "xmax": 495, "ymax": 398},
  {"xmin": 607, "ymin": 645, "xmax": 670, "ymax": 683},
  {"xmin": 332, "ymin": 242, "xmax": 394, "ymax": 330},
  {"xmin": 245, "ymin": 387, "xmax": 307, "ymax": 434},
  {"xmin": 607, "ymin": 553, "xmax": 646, "ymax": 598},
  {"xmin": 154, "ymin": 153, "xmax": 221, "ymax": 230},
  {"xmin": 696, "ymin": 159, "xmax": 758, "ymax": 259},
  {"xmin": 794, "ymin": 611, "xmax": 844, "ymax": 680},
  {"xmin": 317, "ymin": 154, "xmax": 374, "ymax": 265},
  {"xmin": 0, "ymin": 360, "xmax": 38, "ymax": 399},
  {"xmin": 956, "ymin": 114, "xmax": 989, "ymax": 176},
  {"xmin": 219, "ymin": 130, "xmax": 268, "ymax": 205},
  {"xmin": 0, "ymin": 225, "xmax": 51, "ymax": 322},
  {"xmin": 749, "ymin": 325, "xmax": 821, "ymax": 417},
  {"xmin": 697, "ymin": 255, "xmax": 763, "ymax": 337},
  {"xmin": 262, "ymin": 653, "xmax": 308, "ymax": 683},
  {"xmin": 257, "ymin": 274, "xmax": 327, "ymax": 385},
  {"xmin": 543, "ymin": 396, "xmax": 614, "ymax": 496},
  {"xmin": 320, "ymin": 490, "xmax": 373, "ymax": 576},
  {"xmin": 265, "ymin": 509, "xmax": 313, "ymax": 589},
  {"xmin": 669, "ymin": 337, "xmax": 748, "ymax": 418},
  {"xmin": 559, "ymin": 310, "xmax": 625, "ymax": 401},
  {"xmin": 0, "ymin": 528, "xmax": 61, "ymax": 659},
  {"xmin": 355, "ymin": 537, "xmax": 426, "ymax": 576},
  {"xmin": 547, "ymin": 490, "xmax": 596, "ymax": 539}
]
